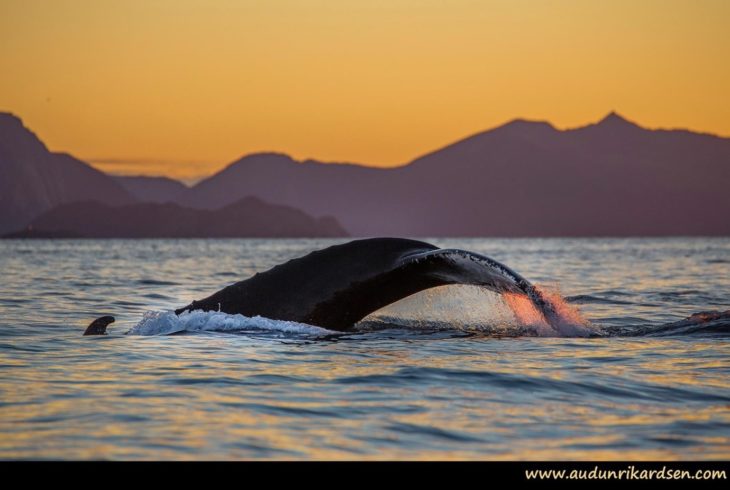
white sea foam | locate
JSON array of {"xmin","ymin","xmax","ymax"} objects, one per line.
[{"xmin": 126, "ymin": 309, "xmax": 335, "ymax": 336}]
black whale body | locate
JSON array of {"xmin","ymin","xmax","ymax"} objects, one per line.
[{"xmin": 85, "ymin": 238, "xmax": 559, "ymax": 334}]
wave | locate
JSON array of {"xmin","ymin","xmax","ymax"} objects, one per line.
[
  {"xmin": 564, "ymin": 294, "xmax": 634, "ymax": 305},
  {"xmin": 607, "ymin": 310, "xmax": 730, "ymax": 337}
]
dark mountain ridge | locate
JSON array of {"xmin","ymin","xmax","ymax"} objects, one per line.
[
  {"xmin": 5, "ymin": 196, "xmax": 347, "ymax": 238},
  {"xmin": 0, "ymin": 113, "xmax": 133, "ymax": 234},
  {"xmin": 2, "ymin": 111, "xmax": 728, "ymax": 237},
  {"xmin": 180, "ymin": 113, "xmax": 730, "ymax": 236}
]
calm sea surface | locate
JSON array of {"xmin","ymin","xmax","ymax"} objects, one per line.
[{"xmin": 1, "ymin": 238, "xmax": 729, "ymax": 460}]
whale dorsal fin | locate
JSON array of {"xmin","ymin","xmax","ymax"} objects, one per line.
[{"xmin": 84, "ymin": 315, "xmax": 115, "ymax": 335}]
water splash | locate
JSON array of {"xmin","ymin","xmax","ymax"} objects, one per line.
[
  {"xmin": 362, "ymin": 284, "xmax": 598, "ymax": 337},
  {"xmin": 502, "ymin": 292, "xmax": 554, "ymax": 335},
  {"xmin": 123, "ymin": 285, "xmax": 728, "ymax": 339},
  {"xmin": 505, "ymin": 284, "xmax": 598, "ymax": 337},
  {"xmin": 126, "ymin": 285, "xmax": 597, "ymax": 338},
  {"xmin": 126, "ymin": 309, "xmax": 334, "ymax": 336}
]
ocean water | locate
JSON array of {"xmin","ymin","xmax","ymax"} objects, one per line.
[{"xmin": 0, "ymin": 237, "xmax": 728, "ymax": 460}]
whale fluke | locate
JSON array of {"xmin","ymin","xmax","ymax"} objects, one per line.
[
  {"xmin": 84, "ymin": 315, "xmax": 115, "ymax": 335},
  {"xmin": 175, "ymin": 237, "xmax": 560, "ymax": 331}
]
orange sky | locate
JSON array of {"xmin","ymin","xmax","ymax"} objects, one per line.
[{"xmin": 1, "ymin": 0, "xmax": 728, "ymax": 180}]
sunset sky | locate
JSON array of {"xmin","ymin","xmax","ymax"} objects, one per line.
[{"xmin": 1, "ymin": 0, "xmax": 728, "ymax": 180}]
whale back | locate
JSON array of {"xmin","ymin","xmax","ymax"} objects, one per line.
[{"xmin": 175, "ymin": 237, "xmax": 549, "ymax": 331}]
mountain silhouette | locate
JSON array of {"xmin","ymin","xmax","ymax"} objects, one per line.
[
  {"xmin": 2, "ymin": 111, "xmax": 729, "ymax": 236},
  {"xmin": 180, "ymin": 113, "xmax": 730, "ymax": 236},
  {"xmin": 6, "ymin": 196, "xmax": 346, "ymax": 238},
  {"xmin": 0, "ymin": 113, "xmax": 133, "ymax": 234},
  {"xmin": 114, "ymin": 175, "xmax": 188, "ymax": 203}
]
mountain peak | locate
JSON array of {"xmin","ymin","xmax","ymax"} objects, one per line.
[
  {"xmin": 0, "ymin": 112, "xmax": 31, "ymax": 134},
  {"xmin": 596, "ymin": 111, "xmax": 640, "ymax": 129},
  {"xmin": 232, "ymin": 152, "xmax": 295, "ymax": 166},
  {"xmin": 460, "ymin": 118, "xmax": 557, "ymax": 143},
  {"xmin": 0, "ymin": 112, "xmax": 50, "ymax": 155},
  {"xmin": 0, "ymin": 112, "xmax": 23, "ymax": 125},
  {"xmin": 499, "ymin": 118, "xmax": 557, "ymax": 131}
]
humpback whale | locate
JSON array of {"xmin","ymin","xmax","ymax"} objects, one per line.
[{"xmin": 84, "ymin": 237, "xmax": 560, "ymax": 334}]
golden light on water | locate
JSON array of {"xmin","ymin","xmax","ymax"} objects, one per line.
[{"xmin": 2, "ymin": 330, "xmax": 728, "ymax": 460}]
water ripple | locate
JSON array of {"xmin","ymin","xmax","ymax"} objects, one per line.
[{"xmin": 1, "ymin": 237, "xmax": 729, "ymax": 460}]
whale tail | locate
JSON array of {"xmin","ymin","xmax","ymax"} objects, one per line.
[
  {"xmin": 175, "ymin": 238, "xmax": 568, "ymax": 331},
  {"xmin": 85, "ymin": 239, "xmax": 571, "ymax": 334},
  {"xmin": 84, "ymin": 315, "xmax": 115, "ymax": 335}
]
